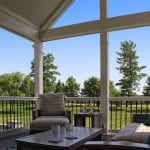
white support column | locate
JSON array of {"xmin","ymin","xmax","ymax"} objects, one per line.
[
  {"xmin": 100, "ymin": 0, "xmax": 109, "ymax": 134},
  {"xmin": 33, "ymin": 40, "xmax": 43, "ymax": 97},
  {"xmin": 100, "ymin": 0, "xmax": 107, "ymax": 19},
  {"xmin": 100, "ymin": 30, "xmax": 109, "ymax": 133}
]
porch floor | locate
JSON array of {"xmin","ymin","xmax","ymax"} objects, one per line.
[{"xmin": 0, "ymin": 127, "xmax": 30, "ymax": 149}]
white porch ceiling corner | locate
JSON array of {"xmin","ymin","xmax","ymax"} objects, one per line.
[
  {"xmin": 0, "ymin": 0, "xmax": 74, "ymax": 41},
  {"xmin": 0, "ymin": 0, "xmax": 150, "ymax": 42}
]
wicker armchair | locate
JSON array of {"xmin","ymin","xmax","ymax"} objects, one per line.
[{"xmin": 30, "ymin": 93, "xmax": 71, "ymax": 134}]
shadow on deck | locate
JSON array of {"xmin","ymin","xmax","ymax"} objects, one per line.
[{"xmin": 0, "ymin": 127, "xmax": 30, "ymax": 149}]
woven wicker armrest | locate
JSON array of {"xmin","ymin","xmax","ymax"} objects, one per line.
[
  {"xmin": 65, "ymin": 109, "xmax": 71, "ymax": 123},
  {"xmin": 84, "ymin": 141, "xmax": 150, "ymax": 150},
  {"xmin": 32, "ymin": 109, "xmax": 41, "ymax": 120},
  {"xmin": 132, "ymin": 114, "xmax": 149, "ymax": 123}
]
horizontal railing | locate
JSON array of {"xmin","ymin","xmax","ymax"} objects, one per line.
[
  {"xmin": 0, "ymin": 96, "xmax": 150, "ymax": 132},
  {"xmin": 0, "ymin": 96, "xmax": 37, "ymax": 132}
]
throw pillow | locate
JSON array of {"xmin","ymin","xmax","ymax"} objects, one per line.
[
  {"xmin": 146, "ymin": 135, "xmax": 150, "ymax": 145},
  {"xmin": 144, "ymin": 115, "xmax": 150, "ymax": 126}
]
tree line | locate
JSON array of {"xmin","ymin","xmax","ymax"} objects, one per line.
[{"xmin": 0, "ymin": 40, "xmax": 150, "ymax": 97}]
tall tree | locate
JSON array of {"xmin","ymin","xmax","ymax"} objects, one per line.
[
  {"xmin": 143, "ymin": 76, "xmax": 150, "ymax": 96},
  {"xmin": 109, "ymin": 81, "xmax": 120, "ymax": 97},
  {"xmin": 10, "ymin": 72, "xmax": 24, "ymax": 96},
  {"xmin": 20, "ymin": 75, "xmax": 34, "ymax": 96},
  {"xmin": 81, "ymin": 77, "xmax": 100, "ymax": 97},
  {"xmin": 81, "ymin": 77, "xmax": 120, "ymax": 97},
  {"xmin": 116, "ymin": 40, "xmax": 146, "ymax": 96},
  {"xmin": 54, "ymin": 80, "xmax": 65, "ymax": 94},
  {"xmin": 64, "ymin": 76, "xmax": 80, "ymax": 97},
  {"xmin": 0, "ymin": 73, "xmax": 11, "ymax": 96},
  {"xmin": 0, "ymin": 72, "xmax": 25, "ymax": 96},
  {"xmin": 30, "ymin": 53, "xmax": 60, "ymax": 93}
]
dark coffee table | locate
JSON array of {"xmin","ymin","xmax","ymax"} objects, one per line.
[{"xmin": 16, "ymin": 127, "xmax": 102, "ymax": 150}]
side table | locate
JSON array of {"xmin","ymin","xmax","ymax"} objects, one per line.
[{"xmin": 74, "ymin": 112, "xmax": 101, "ymax": 128}]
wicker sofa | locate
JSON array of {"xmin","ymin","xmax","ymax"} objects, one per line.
[{"xmin": 84, "ymin": 114, "xmax": 150, "ymax": 150}]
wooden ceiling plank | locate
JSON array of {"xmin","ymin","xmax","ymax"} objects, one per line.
[{"xmin": 0, "ymin": 4, "xmax": 39, "ymax": 41}]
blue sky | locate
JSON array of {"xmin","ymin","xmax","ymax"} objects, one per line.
[{"xmin": 0, "ymin": 0, "xmax": 150, "ymax": 93}]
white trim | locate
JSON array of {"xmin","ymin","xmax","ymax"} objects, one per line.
[
  {"xmin": 108, "ymin": 11, "xmax": 150, "ymax": 31},
  {"xmin": 0, "ymin": 96, "xmax": 149, "ymax": 102},
  {"xmin": 109, "ymin": 96, "xmax": 150, "ymax": 102},
  {"xmin": 40, "ymin": 20, "xmax": 101, "ymax": 41},
  {"xmin": 41, "ymin": 11, "xmax": 150, "ymax": 41},
  {"xmin": 0, "ymin": 96, "xmax": 38, "ymax": 101},
  {"xmin": 65, "ymin": 97, "xmax": 101, "ymax": 102}
]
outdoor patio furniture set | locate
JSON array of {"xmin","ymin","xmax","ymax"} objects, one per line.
[{"xmin": 16, "ymin": 93, "xmax": 150, "ymax": 150}]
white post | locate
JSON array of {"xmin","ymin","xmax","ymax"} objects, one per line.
[
  {"xmin": 33, "ymin": 40, "xmax": 43, "ymax": 97},
  {"xmin": 100, "ymin": 0, "xmax": 109, "ymax": 134}
]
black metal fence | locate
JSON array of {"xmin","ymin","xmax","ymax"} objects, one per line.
[
  {"xmin": 109, "ymin": 97, "xmax": 150, "ymax": 130},
  {"xmin": 0, "ymin": 96, "xmax": 150, "ymax": 132},
  {"xmin": 0, "ymin": 97, "xmax": 36, "ymax": 131}
]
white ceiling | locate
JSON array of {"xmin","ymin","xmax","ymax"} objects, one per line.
[
  {"xmin": 0, "ymin": 0, "xmax": 74, "ymax": 40},
  {"xmin": 0, "ymin": 0, "xmax": 65, "ymax": 29}
]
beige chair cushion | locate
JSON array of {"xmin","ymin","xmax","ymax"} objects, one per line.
[
  {"xmin": 110, "ymin": 123, "xmax": 150, "ymax": 144},
  {"xmin": 39, "ymin": 93, "xmax": 65, "ymax": 116},
  {"xmin": 30, "ymin": 116, "xmax": 69, "ymax": 131}
]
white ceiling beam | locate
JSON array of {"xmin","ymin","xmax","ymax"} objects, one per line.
[
  {"xmin": 40, "ymin": 0, "xmax": 74, "ymax": 31},
  {"xmin": 108, "ymin": 11, "xmax": 150, "ymax": 31},
  {"xmin": 41, "ymin": 11, "xmax": 150, "ymax": 41},
  {"xmin": 40, "ymin": 20, "xmax": 102, "ymax": 41},
  {"xmin": 0, "ymin": 5, "xmax": 39, "ymax": 41}
]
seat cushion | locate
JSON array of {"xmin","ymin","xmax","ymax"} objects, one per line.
[{"xmin": 30, "ymin": 116, "xmax": 69, "ymax": 131}]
